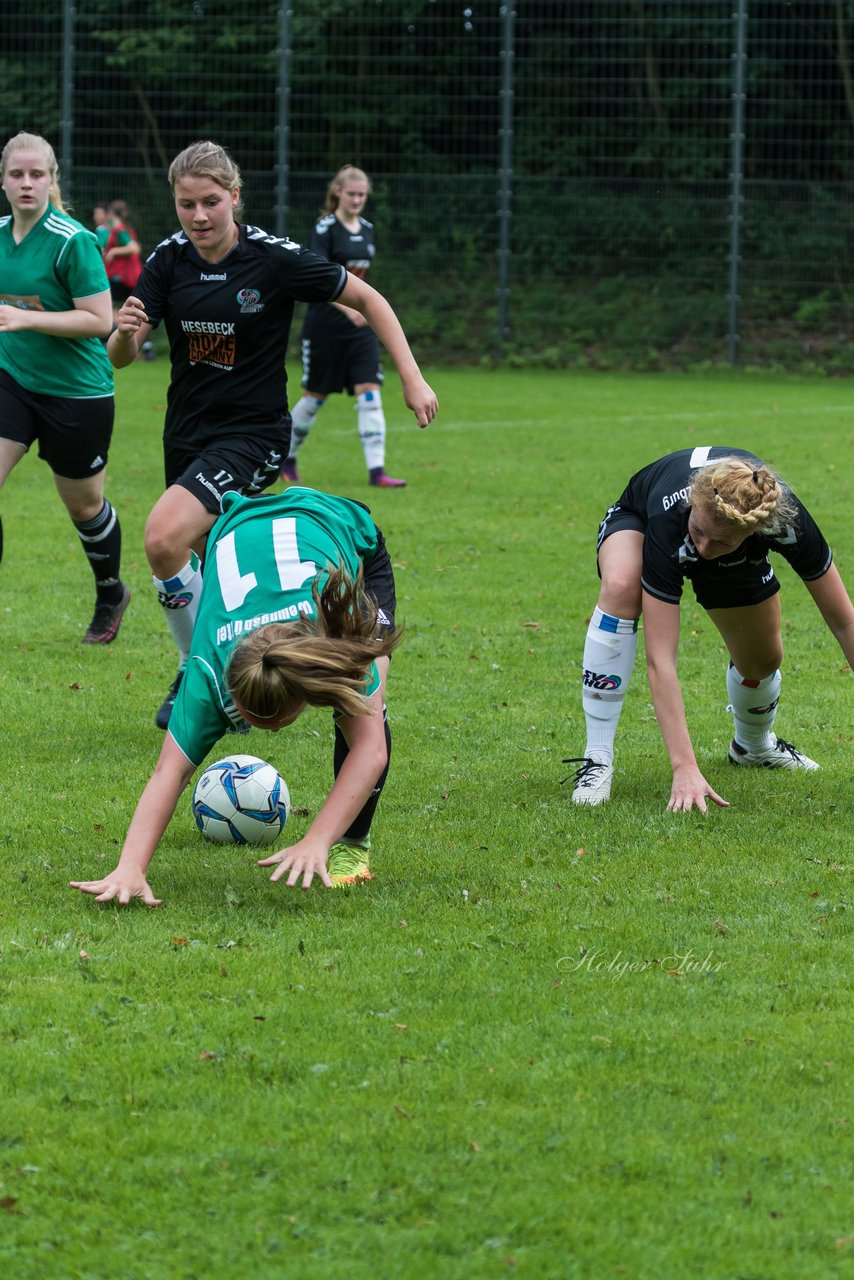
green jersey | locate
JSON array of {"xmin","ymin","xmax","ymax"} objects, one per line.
[
  {"xmin": 170, "ymin": 489, "xmax": 382, "ymax": 766},
  {"xmin": 0, "ymin": 203, "xmax": 113, "ymax": 397}
]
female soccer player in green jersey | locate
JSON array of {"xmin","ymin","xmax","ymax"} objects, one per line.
[
  {"xmin": 71, "ymin": 487, "xmax": 398, "ymax": 904},
  {"xmin": 0, "ymin": 132, "xmax": 130, "ymax": 643}
]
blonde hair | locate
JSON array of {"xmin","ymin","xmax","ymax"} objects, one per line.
[
  {"xmin": 168, "ymin": 141, "xmax": 243, "ymax": 218},
  {"xmin": 688, "ymin": 455, "xmax": 797, "ymax": 533},
  {"xmin": 324, "ymin": 164, "xmax": 372, "ymax": 214},
  {"xmin": 1, "ymin": 132, "xmax": 65, "ymax": 212},
  {"xmin": 227, "ymin": 565, "xmax": 399, "ymax": 721}
]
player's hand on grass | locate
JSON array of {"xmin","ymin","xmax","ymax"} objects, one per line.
[
  {"xmin": 667, "ymin": 764, "xmax": 730, "ymax": 814},
  {"xmin": 69, "ymin": 870, "xmax": 162, "ymax": 907},
  {"xmin": 258, "ymin": 837, "xmax": 333, "ymax": 890},
  {"xmin": 403, "ymin": 375, "xmax": 438, "ymax": 428}
]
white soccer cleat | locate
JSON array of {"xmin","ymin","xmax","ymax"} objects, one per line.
[
  {"xmin": 728, "ymin": 738, "xmax": 820, "ymax": 771},
  {"xmin": 563, "ymin": 757, "xmax": 614, "ymax": 806}
]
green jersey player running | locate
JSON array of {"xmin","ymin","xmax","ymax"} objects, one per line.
[
  {"xmin": 0, "ymin": 132, "xmax": 130, "ymax": 642},
  {"xmin": 71, "ymin": 487, "xmax": 399, "ymax": 903}
]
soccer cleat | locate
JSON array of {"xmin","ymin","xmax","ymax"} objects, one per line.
[
  {"xmin": 369, "ymin": 469, "xmax": 407, "ymax": 488},
  {"xmin": 562, "ymin": 756, "xmax": 614, "ymax": 806},
  {"xmin": 82, "ymin": 585, "xmax": 131, "ymax": 644},
  {"xmin": 155, "ymin": 669, "xmax": 185, "ymax": 730},
  {"xmin": 327, "ymin": 838, "xmax": 372, "ymax": 887},
  {"xmin": 728, "ymin": 738, "xmax": 820, "ymax": 771},
  {"xmin": 280, "ymin": 458, "xmax": 301, "ymax": 484}
]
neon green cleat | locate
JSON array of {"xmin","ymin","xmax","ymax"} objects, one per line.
[{"xmin": 327, "ymin": 837, "xmax": 372, "ymax": 887}]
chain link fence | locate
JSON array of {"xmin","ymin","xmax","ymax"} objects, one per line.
[{"xmin": 2, "ymin": 0, "xmax": 852, "ymax": 369}]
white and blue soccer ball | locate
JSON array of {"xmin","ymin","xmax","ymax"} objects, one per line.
[{"xmin": 192, "ymin": 755, "xmax": 290, "ymax": 846}]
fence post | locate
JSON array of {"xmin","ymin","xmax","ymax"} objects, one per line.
[
  {"xmin": 60, "ymin": 0, "xmax": 76, "ymax": 200},
  {"xmin": 275, "ymin": 3, "xmax": 294, "ymax": 237},
  {"xmin": 497, "ymin": 3, "xmax": 516, "ymax": 350},
  {"xmin": 728, "ymin": 0, "xmax": 748, "ymax": 365}
]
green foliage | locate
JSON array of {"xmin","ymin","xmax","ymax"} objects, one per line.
[
  {"xmin": 5, "ymin": 2, "xmax": 854, "ymax": 367},
  {"xmin": 0, "ymin": 366, "xmax": 852, "ymax": 1277}
]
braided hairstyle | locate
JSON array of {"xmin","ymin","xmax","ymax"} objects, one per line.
[
  {"xmin": 226, "ymin": 564, "xmax": 400, "ymax": 722},
  {"xmin": 687, "ymin": 455, "xmax": 796, "ymax": 534}
]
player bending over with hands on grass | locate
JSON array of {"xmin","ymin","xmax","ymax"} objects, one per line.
[
  {"xmin": 565, "ymin": 446, "xmax": 854, "ymax": 812},
  {"xmin": 71, "ymin": 487, "xmax": 400, "ymax": 904}
]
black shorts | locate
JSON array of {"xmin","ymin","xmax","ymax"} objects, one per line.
[
  {"xmin": 596, "ymin": 499, "xmax": 782, "ymax": 611},
  {"xmin": 362, "ymin": 526, "xmax": 396, "ymax": 634},
  {"xmin": 164, "ymin": 425, "xmax": 290, "ymax": 517},
  {"xmin": 596, "ymin": 501, "xmax": 645, "ymax": 552},
  {"xmin": 0, "ymin": 368, "xmax": 114, "ymax": 479},
  {"xmin": 300, "ymin": 327, "xmax": 383, "ymax": 396}
]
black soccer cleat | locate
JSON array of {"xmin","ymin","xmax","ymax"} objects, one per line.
[
  {"xmin": 156, "ymin": 669, "xmax": 185, "ymax": 729},
  {"xmin": 82, "ymin": 585, "xmax": 131, "ymax": 644}
]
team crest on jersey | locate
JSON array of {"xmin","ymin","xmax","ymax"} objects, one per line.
[
  {"xmin": 676, "ymin": 535, "xmax": 700, "ymax": 568},
  {"xmin": 237, "ymin": 288, "xmax": 264, "ymax": 314}
]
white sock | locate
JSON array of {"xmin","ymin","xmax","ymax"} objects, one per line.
[
  {"xmin": 288, "ymin": 396, "xmax": 323, "ymax": 458},
  {"xmin": 580, "ymin": 607, "xmax": 639, "ymax": 764},
  {"xmin": 153, "ymin": 553, "xmax": 203, "ymax": 665},
  {"xmin": 727, "ymin": 664, "xmax": 781, "ymax": 751},
  {"xmin": 356, "ymin": 389, "xmax": 386, "ymax": 472}
]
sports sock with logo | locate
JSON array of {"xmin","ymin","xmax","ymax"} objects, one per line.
[
  {"xmin": 153, "ymin": 552, "xmax": 203, "ymax": 664},
  {"xmin": 73, "ymin": 499, "xmax": 124, "ymax": 604},
  {"xmin": 288, "ymin": 396, "xmax": 324, "ymax": 459},
  {"xmin": 356, "ymin": 389, "xmax": 387, "ymax": 472},
  {"xmin": 580, "ymin": 606, "xmax": 639, "ymax": 764},
  {"xmin": 727, "ymin": 663, "xmax": 781, "ymax": 751}
]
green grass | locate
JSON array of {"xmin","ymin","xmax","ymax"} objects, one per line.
[{"xmin": 1, "ymin": 366, "xmax": 852, "ymax": 1279}]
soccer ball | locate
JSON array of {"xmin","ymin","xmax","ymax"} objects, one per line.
[{"xmin": 192, "ymin": 755, "xmax": 290, "ymax": 845}]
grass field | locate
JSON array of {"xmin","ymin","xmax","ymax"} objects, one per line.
[{"xmin": 0, "ymin": 366, "xmax": 852, "ymax": 1279}]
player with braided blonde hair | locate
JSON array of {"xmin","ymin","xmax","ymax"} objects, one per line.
[
  {"xmin": 687, "ymin": 456, "xmax": 797, "ymax": 531},
  {"xmin": 565, "ymin": 446, "xmax": 854, "ymax": 812}
]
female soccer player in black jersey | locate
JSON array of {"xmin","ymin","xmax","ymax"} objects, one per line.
[
  {"xmin": 108, "ymin": 142, "xmax": 436, "ymax": 729},
  {"xmin": 280, "ymin": 165, "xmax": 407, "ymax": 489},
  {"xmin": 566, "ymin": 447, "xmax": 854, "ymax": 812}
]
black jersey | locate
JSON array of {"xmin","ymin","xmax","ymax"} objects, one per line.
[
  {"xmin": 139, "ymin": 224, "xmax": 346, "ymax": 446},
  {"xmin": 303, "ymin": 213, "xmax": 376, "ymax": 339},
  {"xmin": 606, "ymin": 446, "xmax": 832, "ymax": 605}
]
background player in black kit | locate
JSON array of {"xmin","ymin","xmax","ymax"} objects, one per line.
[
  {"xmin": 109, "ymin": 142, "xmax": 436, "ymax": 728},
  {"xmin": 565, "ymin": 447, "xmax": 854, "ymax": 812},
  {"xmin": 280, "ymin": 165, "xmax": 406, "ymax": 489}
]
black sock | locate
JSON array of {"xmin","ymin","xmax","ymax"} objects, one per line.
[
  {"xmin": 73, "ymin": 500, "xmax": 124, "ymax": 604},
  {"xmin": 333, "ymin": 708, "xmax": 392, "ymax": 842}
]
